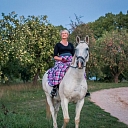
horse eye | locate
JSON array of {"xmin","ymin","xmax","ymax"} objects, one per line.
[{"xmin": 86, "ymin": 48, "xmax": 89, "ymax": 51}]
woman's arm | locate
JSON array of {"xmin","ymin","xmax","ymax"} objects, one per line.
[{"xmin": 54, "ymin": 56, "xmax": 62, "ymax": 61}]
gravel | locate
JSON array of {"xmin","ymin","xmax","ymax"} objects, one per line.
[{"xmin": 90, "ymin": 87, "xmax": 128, "ymax": 125}]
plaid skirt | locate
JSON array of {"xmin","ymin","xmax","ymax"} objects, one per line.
[{"xmin": 47, "ymin": 56, "xmax": 72, "ymax": 86}]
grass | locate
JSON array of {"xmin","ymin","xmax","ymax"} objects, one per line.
[{"xmin": 0, "ymin": 81, "xmax": 128, "ymax": 128}]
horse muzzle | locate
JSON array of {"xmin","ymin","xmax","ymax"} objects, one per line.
[{"xmin": 76, "ymin": 56, "xmax": 85, "ymax": 69}]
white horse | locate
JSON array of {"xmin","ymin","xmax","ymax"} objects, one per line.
[{"xmin": 42, "ymin": 35, "xmax": 89, "ymax": 128}]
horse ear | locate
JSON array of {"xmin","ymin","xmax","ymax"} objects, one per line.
[
  {"xmin": 76, "ymin": 36, "xmax": 80, "ymax": 44},
  {"xmin": 85, "ymin": 35, "xmax": 89, "ymax": 45}
]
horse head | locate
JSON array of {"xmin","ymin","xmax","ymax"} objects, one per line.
[{"xmin": 71, "ymin": 36, "xmax": 89, "ymax": 69}]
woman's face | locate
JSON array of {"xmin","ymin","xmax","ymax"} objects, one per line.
[{"xmin": 61, "ymin": 31, "xmax": 69, "ymax": 39}]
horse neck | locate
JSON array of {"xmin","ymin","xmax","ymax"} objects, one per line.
[{"xmin": 69, "ymin": 66, "xmax": 85, "ymax": 80}]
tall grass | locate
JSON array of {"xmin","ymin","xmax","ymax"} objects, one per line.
[{"xmin": 0, "ymin": 81, "xmax": 128, "ymax": 128}]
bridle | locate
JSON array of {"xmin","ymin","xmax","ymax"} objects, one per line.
[
  {"xmin": 70, "ymin": 54, "xmax": 88, "ymax": 69},
  {"xmin": 76, "ymin": 56, "xmax": 85, "ymax": 62}
]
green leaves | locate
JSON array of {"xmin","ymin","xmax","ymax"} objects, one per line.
[
  {"xmin": 0, "ymin": 13, "xmax": 60, "ymax": 83},
  {"xmin": 95, "ymin": 30, "xmax": 128, "ymax": 82}
]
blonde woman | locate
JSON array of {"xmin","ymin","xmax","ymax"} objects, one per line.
[{"xmin": 47, "ymin": 30, "xmax": 74, "ymax": 96}]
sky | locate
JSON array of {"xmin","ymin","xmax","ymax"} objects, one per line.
[{"xmin": 0, "ymin": 0, "xmax": 128, "ymax": 29}]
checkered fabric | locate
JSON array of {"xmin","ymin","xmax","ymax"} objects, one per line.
[{"xmin": 47, "ymin": 56, "xmax": 72, "ymax": 86}]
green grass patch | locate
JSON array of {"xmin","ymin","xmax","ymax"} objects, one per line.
[{"xmin": 0, "ymin": 82, "xmax": 128, "ymax": 128}]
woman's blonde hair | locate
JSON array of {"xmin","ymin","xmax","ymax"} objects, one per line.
[{"xmin": 60, "ymin": 30, "xmax": 69, "ymax": 35}]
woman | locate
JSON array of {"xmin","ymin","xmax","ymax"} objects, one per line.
[
  {"xmin": 48, "ymin": 30, "xmax": 90, "ymax": 97},
  {"xmin": 47, "ymin": 29, "xmax": 74, "ymax": 96}
]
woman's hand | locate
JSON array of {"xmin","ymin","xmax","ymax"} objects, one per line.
[
  {"xmin": 54, "ymin": 56, "xmax": 68, "ymax": 63},
  {"xmin": 61, "ymin": 58, "xmax": 67, "ymax": 63},
  {"xmin": 54, "ymin": 56, "xmax": 62, "ymax": 61}
]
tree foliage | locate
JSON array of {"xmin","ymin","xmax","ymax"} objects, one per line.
[
  {"xmin": 90, "ymin": 12, "xmax": 128, "ymax": 39},
  {"xmin": 69, "ymin": 12, "xmax": 128, "ymax": 82},
  {"xmin": 96, "ymin": 30, "xmax": 128, "ymax": 83},
  {"xmin": 0, "ymin": 11, "xmax": 128, "ymax": 84},
  {"xmin": 0, "ymin": 12, "xmax": 60, "ymax": 84}
]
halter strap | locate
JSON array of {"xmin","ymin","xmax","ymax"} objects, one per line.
[
  {"xmin": 77, "ymin": 56, "xmax": 85, "ymax": 62},
  {"xmin": 70, "ymin": 55, "xmax": 88, "ymax": 69}
]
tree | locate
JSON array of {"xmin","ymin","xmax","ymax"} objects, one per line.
[
  {"xmin": 0, "ymin": 12, "xmax": 24, "ymax": 83},
  {"xmin": 90, "ymin": 12, "xmax": 128, "ymax": 39},
  {"xmin": 22, "ymin": 15, "xmax": 60, "ymax": 85},
  {"xmin": 96, "ymin": 30, "xmax": 128, "ymax": 83},
  {"xmin": 69, "ymin": 12, "xmax": 128, "ymax": 81},
  {"xmin": 0, "ymin": 12, "xmax": 60, "ymax": 84},
  {"xmin": 68, "ymin": 15, "xmax": 98, "ymax": 79}
]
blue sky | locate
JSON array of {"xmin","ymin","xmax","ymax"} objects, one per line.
[{"xmin": 0, "ymin": 0, "xmax": 128, "ymax": 29}]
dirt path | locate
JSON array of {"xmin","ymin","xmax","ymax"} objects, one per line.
[{"xmin": 90, "ymin": 87, "xmax": 128, "ymax": 125}]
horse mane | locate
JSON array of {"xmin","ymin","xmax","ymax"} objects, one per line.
[{"xmin": 71, "ymin": 54, "xmax": 75, "ymax": 65}]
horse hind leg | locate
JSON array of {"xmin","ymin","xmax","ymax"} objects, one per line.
[
  {"xmin": 46, "ymin": 99, "xmax": 51, "ymax": 119},
  {"xmin": 54, "ymin": 100, "xmax": 61, "ymax": 120},
  {"xmin": 46, "ymin": 96, "xmax": 58, "ymax": 128}
]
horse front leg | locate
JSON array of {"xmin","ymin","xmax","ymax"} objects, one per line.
[
  {"xmin": 61, "ymin": 98, "xmax": 69, "ymax": 128},
  {"xmin": 46, "ymin": 96, "xmax": 58, "ymax": 128},
  {"xmin": 75, "ymin": 99, "xmax": 84, "ymax": 128}
]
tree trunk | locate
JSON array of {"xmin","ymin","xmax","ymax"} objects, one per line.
[
  {"xmin": 32, "ymin": 69, "xmax": 40, "ymax": 85},
  {"xmin": 114, "ymin": 74, "xmax": 119, "ymax": 83}
]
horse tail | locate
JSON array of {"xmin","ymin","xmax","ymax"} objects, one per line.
[{"xmin": 46, "ymin": 98, "xmax": 51, "ymax": 119}]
